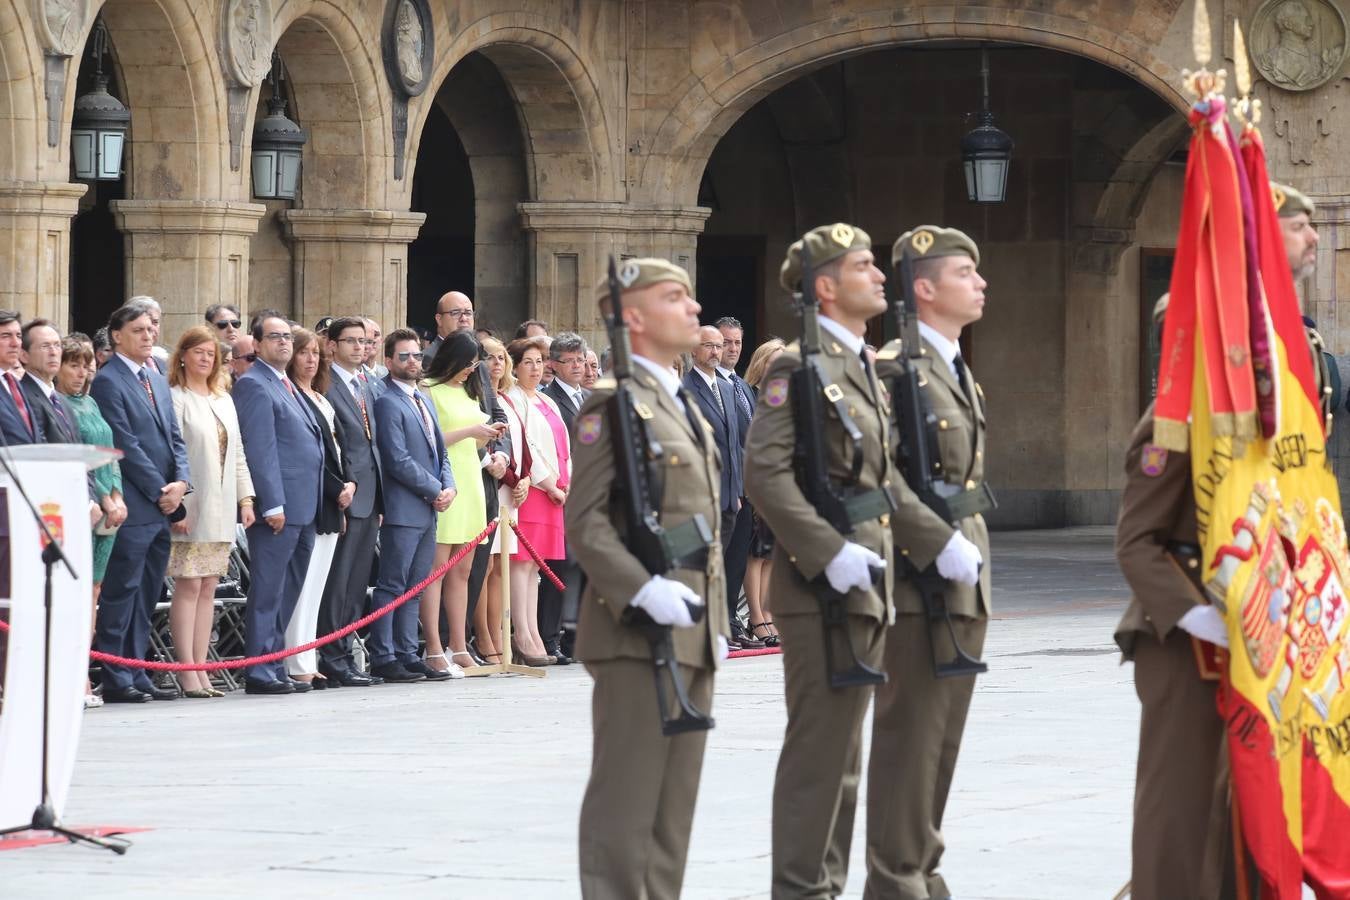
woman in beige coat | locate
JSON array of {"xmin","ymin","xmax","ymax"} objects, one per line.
[{"xmin": 168, "ymin": 326, "xmax": 255, "ymax": 697}]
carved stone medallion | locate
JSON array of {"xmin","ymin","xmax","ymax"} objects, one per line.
[
  {"xmin": 222, "ymin": 0, "xmax": 273, "ymax": 87},
  {"xmin": 382, "ymin": 0, "xmax": 432, "ymax": 98},
  {"xmin": 1250, "ymin": 0, "xmax": 1347, "ymax": 92},
  {"xmin": 36, "ymin": 0, "xmax": 87, "ymax": 57}
]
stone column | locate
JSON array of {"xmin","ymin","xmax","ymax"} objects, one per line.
[
  {"xmin": 0, "ymin": 181, "xmax": 87, "ymax": 321},
  {"xmin": 518, "ymin": 202, "xmax": 710, "ymax": 345},
  {"xmin": 280, "ymin": 209, "xmax": 427, "ymax": 332},
  {"xmin": 111, "ymin": 199, "xmax": 266, "ymax": 341}
]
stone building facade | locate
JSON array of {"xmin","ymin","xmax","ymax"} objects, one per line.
[{"xmin": 2, "ymin": 0, "xmax": 1347, "ymax": 526}]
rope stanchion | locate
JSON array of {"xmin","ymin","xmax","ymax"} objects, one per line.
[
  {"xmin": 509, "ymin": 520, "xmax": 565, "ymax": 590},
  {"xmin": 0, "ymin": 521, "xmax": 497, "ymax": 672},
  {"xmin": 460, "ymin": 509, "xmax": 545, "ymax": 679}
]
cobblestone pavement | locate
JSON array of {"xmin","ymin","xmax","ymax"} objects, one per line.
[{"xmin": 3, "ymin": 527, "xmax": 1141, "ymax": 899}]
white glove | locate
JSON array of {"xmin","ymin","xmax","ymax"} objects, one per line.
[
  {"xmin": 716, "ymin": 635, "xmax": 729, "ymax": 662},
  {"xmin": 935, "ymin": 531, "xmax": 982, "ymax": 586},
  {"xmin": 630, "ymin": 575, "xmax": 704, "ymax": 628},
  {"xmin": 824, "ymin": 542, "xmax": 886, "ymax": 594},
  {"xmin": 1177, "ymin": 604, "xmax": 1229, "ymax": 648}
]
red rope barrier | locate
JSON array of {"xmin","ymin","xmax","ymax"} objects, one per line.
[
  {"xmin": 509, "ymin": 520, "xmax": 565, "ymax": 590},
  {"xmin": 0, "ymin": 521, "xmax": 496, "ymax": 672}
]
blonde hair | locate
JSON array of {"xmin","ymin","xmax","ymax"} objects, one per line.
[
  {"xmin": 744, "ymin": 337, "xmax": 787, "ymax": 388},
  {"xmin": 482, "ymin": 335, "xmax": 514, "ymax": 393},
  {"xmin": 169, "ymin": 325, "xmax": 228, "ymax": 395}
]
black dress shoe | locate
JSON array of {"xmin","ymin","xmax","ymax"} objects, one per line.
[
  {"xmin": 244, "ymin": 679, "xmax": 295, "ymax": 695},
  {"xmin": 370, "ymin": 663, "xmax": 425, "ymax": 683},
  {"xmin": 310, "ymin": 676, "xmax": 338, "ymax": 690},
  {"xmin": 288, "ymin": 680, "xmax": 314, "ymax": 693},
  {"xmin": 732, "ymin": 623, "xmax": 765, "ymax": 650},
  {"xmin": 102, "ymin": 686, "xmax": 151, "ymax": 703},
  {"xmin": 552, "ymin": 651, "xmax": 574, "ymax": 666},
  {"xmin": 407, "ymin": 660, "xmax": 451, "ymax": 682},
  {"xmin": 144, "ymin": 684, "xmax": 179, "ymax": 701},
  {"xmin": 335, "ymin": 671, "xmax": 374, "ymax": 687}
]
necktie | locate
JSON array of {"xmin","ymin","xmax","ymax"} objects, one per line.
[
  {"xmin": 675, "ymin": 387, "xmax": 706, "ymax": 447},
  {"xmin": 138, "ymin": 368, "xmax": 156, "ymax": 406},
  {"xmin": 858, "ymin": 348, "xmax": 879, "ymax": 403},
  {"xmin": 729, "ymin": 374, "xmax": 753, "ymax": 421},
  {"xmin": 350, "ymin": 379, "xmax": 372, "ymax": 441},
  {"xmin": 5, "ymin": 373, "xmax": 32, "ymax": 436},
  {"xmin": 709, "ymin": 376, "xmax": 726, "ymax": 417},
  {"xmin": 49, "ymin": 391, "xmax": 73, "ymax": 439},
  {"xmin": 952, "ymin": 354, "xmax": 974, "ymax": 404},
  {"xmin": 412, "ymin": 392, "xmax": 437, "ymax": 451}
]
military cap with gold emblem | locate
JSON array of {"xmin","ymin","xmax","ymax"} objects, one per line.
[
  {"xmin": 892, "ymin": 225, "xmax": 980, "ymax": 268},
  {"xmin": 594, "ymin": 257, "xmax": 693, "ymax": 303},
  {"xmin": 1271, "ymin": 182, "xmax": 1315, "ymax": 218},
  {"xmin": 778, "ymin": 223, "xmax": 872, "ymax": 292}
]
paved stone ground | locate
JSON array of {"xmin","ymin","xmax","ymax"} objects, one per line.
[{"xmin": 3, "ymin": 527, "xmax": 1140, "ymax": 899}]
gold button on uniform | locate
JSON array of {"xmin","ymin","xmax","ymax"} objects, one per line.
[
  {"xmin": 966, "ymin": 480, "xmax": 976, "ymax": 490},
  {"xmin": 939, "ymin": 419, "xmax": 949, "ymax": 429},
  {"xmin": 670, "ymin": 455, "xmax": 680, "ymax": 465}
]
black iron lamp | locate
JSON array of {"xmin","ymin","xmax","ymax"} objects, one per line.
[
  {"xmin": 961, "ymin": 47, "xmax": 1014, "ymax": 203},
  {"xmin": 70, "ymin": 19, "xmax": 130, "ymax": 182},
  {"xmin": 251, "ymin": 57, "xmax": 307, "ymax": 200}
]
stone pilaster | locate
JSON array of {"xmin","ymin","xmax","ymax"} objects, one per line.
[
  {"xmin": 518, "ymin": 202, "xmax": 710, "ymax": 345},
  {"xmin": 0, "ymin": 182, "xmax": 87, "ymax": 322},
  {"xmin": 280, "ymin": 209, "xmax": 426, "ymax": 332},
  {"xmin": 111, "ymin": 200, "xmax": 266, "ymax": 341}
]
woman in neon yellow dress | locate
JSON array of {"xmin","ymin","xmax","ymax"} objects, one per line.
[{"xmin": 421, "ymin": 332, "xmax": 503, "ymax": 676}]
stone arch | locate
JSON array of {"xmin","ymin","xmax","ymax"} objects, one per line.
[
  {"xmin": 95, "ymin": 0, "xmax": 228, "ymax": 199},
  {"xmin": 271, "ymin": 0, "xmax": 391, "ymax": 209},
  {"xmin": 406, "ymin": 12, "xmax": 617, "ymax": 204},
  {"xmin": 643, "ymin": 9, "xmax": 1190, "ymax": 206},
  {"xmin": 0, "ymin": 0, "xmax": 48, "ymax": 183}
]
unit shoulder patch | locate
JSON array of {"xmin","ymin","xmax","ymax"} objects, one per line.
[
  {"xmin": 1139, "ymin": 443, "xmax": 1168, "ymax": 477},
  {"xmin": 577, "ymin": 413, "xmax": 603, "ymax": 445},
  {"xmin": 764, "ymin": 378, "xmax": 789, "ymax": 408}
]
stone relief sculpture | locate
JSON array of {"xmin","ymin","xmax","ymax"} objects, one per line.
[
  {"xmin": 36, "ymin": 0, "xmax": 86, "ymax": 56},
  {"xmin": 1251, "ymin": 0, "xmax": 1347, "ymax": 91},
  {"xmin": 223, "ymin": 0, "xmax": 273, "ymax": 87},
  {"xmin": 395, "ymin": 0, "xmax": 424, "ymax": 90}
]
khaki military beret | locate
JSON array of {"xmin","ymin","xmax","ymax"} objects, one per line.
[
  {"xmin": 595, "ymin": 257, "xmax": 692, "ymax": 303},
  {"xmin": 892, "ymin": 225, "xmax": 980, "ymax": 268},
  {"xmin": 1152, "ymin": 292, "xmax": 1169, "ymax": 326},
  {"xmin": 1271, "ymin": 182, "xmax": 1314, "ymax": 217},
  {"xmin": 778, "ymin": 223, "xmax": 872, "ymax": 292}
]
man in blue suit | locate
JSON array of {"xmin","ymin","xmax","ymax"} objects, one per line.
[
  {"xmin": 683, "ymin": 325, "xmax": 762, "ymax": 649},
  {"xmin": 715, "ymin": 316, "xmax": 761, "ymax": 649},
  {"xmin": 234, "ymin": 310, "xmax": 324, "ymax": 695},
  {"xmin": 370, "ymin": 328, "xmax": 456, "ymax": 684},
  {"xmin": 90, "ymin": 303, "xmax": 192, "ymax": 702},
  {"xmin": 0, "ymin": 310, "xmax": 42, "ymax": 446}
]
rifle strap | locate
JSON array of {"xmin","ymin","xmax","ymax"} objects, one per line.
[{"xmin": 808, "ymin": 357, "xmax": 865, "ymax": 485}]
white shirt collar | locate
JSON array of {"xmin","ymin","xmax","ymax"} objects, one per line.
[
  {"xmin": 332, "ymin": 363, "xmax": 359, "ymax": 389},
  {"xmin": 918, "ymin": 321, "xmax": 960, "ymax": 379},
  {"xmin": 818, "ymin": 315, "xmax": 865, "ymax": 356},
  {"xmin": 116, "ymin": 352, "xmax": 148, "ymax": 376},
  {"xmin": 715, "ymin": 365, "xmax": 736, "ymax": 380},
  {"xmin": 692, "ymin": 366, "xmax": 719, "ymax": 390},
  {"xmin": 555, "ymin": 378, "xmax": 584, "ymax": 403},
  {"xmin": 260, "ymin": 360, "xmax": 290, "ymax": 384},
  {"xmin": 392, "ymin": 378, "xmax": 417, "ymax": 397},
  {"xmin": 632, "ymin": 355, "xmax": 682, "ymax": 406},
  {"xmin": 25, "ymin": 373, "xmax": 55, "ymax": 399}
]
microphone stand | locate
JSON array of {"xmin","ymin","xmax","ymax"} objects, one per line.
[{"xmin": 0, "ymin": 439, "xmax": 128, "ymax": 854}]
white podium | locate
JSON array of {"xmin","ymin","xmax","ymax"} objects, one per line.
[{"xmin": 0, "ymin": 444, "xmax": 121, "ymax": 831}]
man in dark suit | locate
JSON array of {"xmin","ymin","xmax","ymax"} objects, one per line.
[
  {"xmin": 234, "ymin": 309, "xmax": 325, "ymax": 695},
  {"xmin": 540, "ymin": 331, "xmax": 589, "ymax": 663},
  {"xmin": 89, "ymin": 303, "xmax": 192, "ymax": 702},
  {"xmin": 0, "ymin": 310, "xmax": 42, "ymax": 446},
  {"xmin": 683, "ymin": 325, "xmax": 762, "ymax": 649},
  {"xmin": 371, "ymin": 328, "xmax": 457, "ymax": 683},
  {"xmin": 715, "ymin": 316, "xmax": 760, "ymax": 649},
  {"xmin": 316, "ymin": 317, "xmax": 384, "ymax": 686},
  {"xmin": 19, "ymin": 319, "xmax": 100, "ymax": 509}
]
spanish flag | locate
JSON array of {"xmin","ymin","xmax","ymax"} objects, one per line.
[{"xmin": 1157, "ymin": 96, "xmax": 1350, "ymax": 897}]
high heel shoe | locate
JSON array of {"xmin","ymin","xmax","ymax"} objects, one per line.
[
  {"xmin": 425, "ymin": 651, "xmax": 465, "ymax": 680},
  {"xmin": 512, "ymin": 640, "xmax": 553, "ymax": 667},
  {"xmin": 750, "ymin": 621, "xmax": 779, "ymax": 648},
  {"xmin": 449, "ymin": 649, "xmax": 478, "ymax": 673}
]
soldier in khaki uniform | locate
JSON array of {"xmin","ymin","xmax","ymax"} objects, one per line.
[
  {"xmin": 865, "ymin": 227, "xmax": 990, "ymax": 900},
  {"xmin": 1272, "ymin": 182, "xmax": 1338, "ymax": 429},
  {"xmin": 1115, "ymin": 296, "xmax": 1234, "ymax": 900},
  {"xmin": 568, "ymin": 258, "xmax": 731, "ymax": 900},
  {"xmin": 744, "ymin": 224, "xmax": 898, "ymax": 898}
]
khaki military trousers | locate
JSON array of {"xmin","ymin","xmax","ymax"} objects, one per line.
[
  {"xmin": 1130, "ymin": 629, "xmax": 1235, "ymax": 900},
  {"xmin": 772, "ymin": 611, "xmax": 886, "ymax": 899},
  {"xmin": 578, "ymin": 658, "xmax": 714, "ymax": 900},
  {"xmin": 864, "ymin": 613, "xmax": 986, "ymax": 900}
]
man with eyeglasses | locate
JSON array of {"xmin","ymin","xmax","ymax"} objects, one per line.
[
  {"xmin": 230, "ymin": 334, "xmax": 256, "ymax": 380},
  {"xmin": 233, "ymin": 310, "xmax": 326, "ymax": 695},
  {"xmin": 127, "ymin": 295, "xmax": 168, "ymax": 374},
  {"xmin": 425, "ymin": 291, "xmax": 475, "ymax": 360},
  {"xmin": 206, "ymin": 304, "xmax": 244, "ymax": 348},
  {"xmin": 361, "ymin": 318, "xmax": 388, "ymax": 386},
  {"xmin": 18, "ymin": 318, "xmax": 100, "ymax": 515}
]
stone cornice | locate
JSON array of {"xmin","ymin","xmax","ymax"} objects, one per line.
[
  {"xmin": 0, "ymin": 181, "xmax": 88, "ymax": 214},
  {"xmin": 281, "ymin": 208, "xmax": 428, "ymax": 243},
  {"xmin": 518, "ymin": 202, "xmax": 711, "ymax": 235},
  {"xmin": 111, "ymin": 199, "xmax": 266, "ymax": 235}
]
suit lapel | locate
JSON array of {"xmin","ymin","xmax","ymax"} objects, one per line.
[
  {"xmin": 922, "ymin": 338, "xmax": 970, "ymax": 410},
  {"xmin": 640, "ymin": 370, "xmax": 698, "ymax": 442}
]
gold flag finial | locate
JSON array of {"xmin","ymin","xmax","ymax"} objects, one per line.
[
  {"xmin": 1234, "ymin": 20, "xmax": 1251, "ymax": 97},
  {"xmin": 1194, "ymin": 0, "xmax": 1212, "ymax": 66}
]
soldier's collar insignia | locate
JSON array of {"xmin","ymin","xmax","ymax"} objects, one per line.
[
  {"xmin": 764, "ymin": 378, "xmax": 789, "ymax": 407},
  {"xmin": 830, "ymin": 223, "xmax": 855, "ymax": 247},
  {"xmin": 911, "ymin": 230, "xmax": 935, "ymax": 255},
  {"xmin": 1140, "ymin": 443, "xmax": 1168, "ymax": 477},
  {"xmin": 577, "ymin": 413, "xmax": 603, "ymax": 445},
  {"xmin": 617, "ymin": 260, "xmax": 641, "ymax": 287}
]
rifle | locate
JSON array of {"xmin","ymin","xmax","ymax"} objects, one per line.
[
  {"xmin": 603, "ymin": 255, "xmax": 716, "ymax": 735},
  {"xmin": 887, "ymin": 251, "xmax": 994, "ymax": 678},
  {"xmin": 791, "ymin": 242, "xmax": 894, "ymax": 689}
]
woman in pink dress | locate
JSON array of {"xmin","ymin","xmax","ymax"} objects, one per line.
[{"xmin": 504, "ymin": 337, "xmax": 569, "ymax": 666}]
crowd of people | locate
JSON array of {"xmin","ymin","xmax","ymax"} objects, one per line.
[{"xmin": 0, "ymin": 288, "xmax": 790, "ymax": 705}]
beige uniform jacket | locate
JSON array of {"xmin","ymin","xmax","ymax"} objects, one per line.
[
  {"xmin": 876, "ymin": 336, "xmax": 992, "ymax": 618},
  {"xmin": 1113, "ymin": 403, "xmax": 1207, "ymax": 660},
  {"xmin": 743, "ymin": 336, "xmax": 897, "ymax": 623},
  {"xmin": 568, "ymin": 368, "xmax": 729, "ymax": 669}
]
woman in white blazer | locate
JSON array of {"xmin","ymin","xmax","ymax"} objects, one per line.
[
  {"xmin": 168, "ymin": 326, "xmax": 255, "ymax": 697},
  {"xmin": 503, "ymin": 337, "xmax": 570, "ymax": 666}
]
